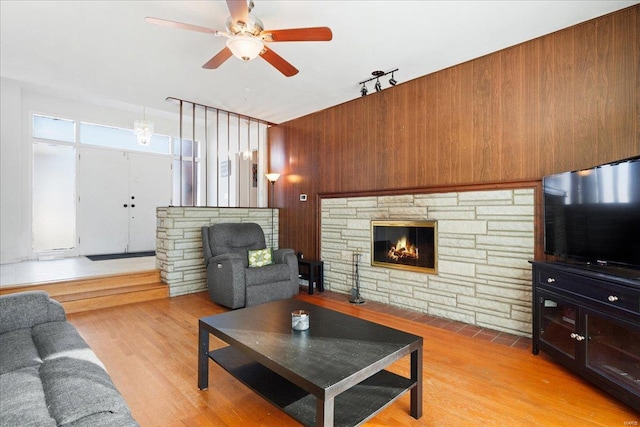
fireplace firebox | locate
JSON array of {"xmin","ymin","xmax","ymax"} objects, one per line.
[{"xmin": 371, "ymin": 220, "xmax": 437, "ymax": 274}]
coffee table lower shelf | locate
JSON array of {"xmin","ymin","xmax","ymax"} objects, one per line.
[{"xmin": 211, "ymin": 346, "xmax": 417, "ymax": 427}]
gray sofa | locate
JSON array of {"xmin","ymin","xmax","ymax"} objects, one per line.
[
  {"xmin": 0, "ymin": 291, "xmax": 138, "ymax": 426},
  {"xmin": 201, "ymin": 222, "xmax": 299, "ymax": 309}
]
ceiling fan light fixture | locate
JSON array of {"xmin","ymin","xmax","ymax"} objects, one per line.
[{"xmin": 226, "ymin": 35, "xmax": 264, "ymax": 62}]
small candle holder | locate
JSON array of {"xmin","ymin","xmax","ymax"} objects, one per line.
[{"xmin": 291, "ymin": 310, "xmax": 310, "ymax": 331}]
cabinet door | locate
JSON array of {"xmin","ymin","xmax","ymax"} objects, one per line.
[
  {"xmin": 584, "ymin": 309, "xmax": 640, "ymax": 398},
  {"xmin": 538, "ymin": 291, "xmax": 580, "ymax": 362}
]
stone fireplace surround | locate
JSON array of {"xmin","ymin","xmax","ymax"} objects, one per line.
[{"xmin": 320, "ymin": 188, "xmax": 535, "ymax": 337}]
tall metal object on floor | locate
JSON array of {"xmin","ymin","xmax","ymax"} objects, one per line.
[{"xmin": 350, "ymin": 252, "xmax": 365, "ymax": 304}]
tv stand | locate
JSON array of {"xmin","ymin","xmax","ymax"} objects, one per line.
[
  {"xmin": 556, "ymin": 259, "xmax": 640, "ymax": 280},
  {"xmin": 531, "ymin": 261, "xmax": 640, "ymax": 412}
]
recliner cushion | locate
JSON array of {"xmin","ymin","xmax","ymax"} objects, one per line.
[{"xmin": 245, "ymin": 263, "xmax": 291, "ymax": 286}]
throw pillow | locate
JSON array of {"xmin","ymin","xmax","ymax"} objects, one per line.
[{"xmin": 248, "ymin": 248, "xmax": 274, "ymax": 267}]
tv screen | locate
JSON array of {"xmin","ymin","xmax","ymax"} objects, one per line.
[{"xmin": 543, "ymin": 155, "xmax": 640, "ymax": 271}]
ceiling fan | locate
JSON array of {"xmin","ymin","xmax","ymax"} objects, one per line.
[{"xmin": 145, "ymin": 0, "xmax": 332, "ymax": 77}]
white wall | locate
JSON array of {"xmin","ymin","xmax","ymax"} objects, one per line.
[
  {"xmin": 0, "ymin": 80, "xmax": 269, "ymax": 264},
  {"xmin": 1, "ymin": 78, "xmax": 25, "ymax": 263},
  {"xmin": 0, "ymin": 80, "xmax": 179, "ymax": 263}
]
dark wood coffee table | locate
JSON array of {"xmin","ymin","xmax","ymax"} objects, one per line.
[{"xmin": 198, "ymin": 299, "xmax": 422, "ymax": 426}]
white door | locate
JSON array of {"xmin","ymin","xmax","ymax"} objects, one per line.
[
  {"xmin": 77, "ymin": 147, "xmax": 129, "ymax": 255},
  {"xmin": 128, "ymin": 153, "xmax": 171, "ymax": 252},
  {"xmin": 77, "ymin": 147, "xmax": 171, "ymax": 255}
]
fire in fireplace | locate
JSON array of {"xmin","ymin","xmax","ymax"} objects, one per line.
[{"xmin": 371, "ymin": 220, "xmax": 437, "ymax": 274}]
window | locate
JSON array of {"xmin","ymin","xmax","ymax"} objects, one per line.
[
  {"xmin": 80, "ymin": 122, "xmax": 170, "ymax": 154},
  {"xmin": 33, "ymin": 115, "xmax": 75, "ymax": 142}
]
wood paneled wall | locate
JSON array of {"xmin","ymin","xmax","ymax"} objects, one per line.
[{"xmin": 269, "ymin": 5, "xmax": 640, "ymax": 260}]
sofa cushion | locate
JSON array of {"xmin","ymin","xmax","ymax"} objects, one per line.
[
  {"xmin": 0, "ymin": 328, "xmax": 42, "ymax": 374},
  {"xmin": 245, "ymin": 263, "xmax": 291, "ymax": 286},
  {"xmin": 33, "ymin": 322, "xmax": 105, "ymax": 370},
  {"xmin": 0, "ymin": 291, "xmax": 65, "ymax": 334},
  {"xmin": 40, "ymin": 357, "xmax": 134, "ymax": 426},
  {"xmin": 0, "ymin": 366, "xmax": 57, "ymax": 427}
]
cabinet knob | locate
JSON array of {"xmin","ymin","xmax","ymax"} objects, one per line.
[
  {"xmin": 570, "ymin": 333, "xmax": 585, "ymax": 341},
  {"xmin": 547, "ymin": 277, "xmax": 556, "ymax": 283},
  {"xmin": 607, "ymin": 295, "xmax": 619, "ymax": 302}
]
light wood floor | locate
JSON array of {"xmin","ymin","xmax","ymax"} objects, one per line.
[{"xmin": 67, "ymin": 291, "xmax": 638, "ymax": 426}]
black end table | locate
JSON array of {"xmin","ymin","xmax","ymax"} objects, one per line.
[{"xmin": 298, "ymin": 259, "xmax": 324, "ymax": 295}]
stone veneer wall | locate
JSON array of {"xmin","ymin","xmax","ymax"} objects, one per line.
[
  {"xmin": 156, "ymin": 207, "xmax": 278, "ymax": 297},
  {"xmin": 321, "ymin": 189, "xmax": 534, "ymax": 336}
]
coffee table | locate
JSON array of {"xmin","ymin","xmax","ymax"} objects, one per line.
[{"xmin": 198, "ymin": 299, "xmax": 422, "ymax": 426}]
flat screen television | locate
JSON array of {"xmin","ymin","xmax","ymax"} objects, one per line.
[{"xmin": 543, "ymin": 155, "xmax": 640, "ymax": 275}]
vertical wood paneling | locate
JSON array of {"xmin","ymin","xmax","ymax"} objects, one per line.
[
  {"xmin": 553, "ymin": 26, "xmax": 576, "ymax": 173},
  {"xmin": 500, "ymin": 44, "xmax": 525, "ymax": 180},
  {"xmin": 435, "ymin": 70, "xmax": 449, "ymax": 183},
  {"xmin": 573, "ymin": 20, "xmax": 598, "ymax": 168},
  {"xmin": 457, "ymin": 61, "xmax": 475, "ymax": 184},
  {"xmin": 269, "ymin": 6, "xmax": 640, "ymax": 259}
]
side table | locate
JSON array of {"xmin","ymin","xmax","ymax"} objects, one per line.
[{"xmin": 298, "ymin": 259, "xmax": 324, "ymax": 295}]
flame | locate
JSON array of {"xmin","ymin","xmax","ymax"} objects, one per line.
[{"xmin": 387, "ymin": 237, "xmax": 419, "ymax": 261}]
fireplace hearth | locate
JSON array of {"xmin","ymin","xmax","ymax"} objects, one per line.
[{"xmin": 371, "ymin": 220, "xmax": 437, "ymax": 274}]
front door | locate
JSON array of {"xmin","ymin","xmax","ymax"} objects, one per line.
[{"xmin": 77, "ymin": 146, "xmax": 171, "ymax": 255}]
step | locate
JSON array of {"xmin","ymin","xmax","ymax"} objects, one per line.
[
  {"xmin": 60, "ymin": 282, "xmax": 169, "ymax": 314},
  {"xmin": 0, "ymin": 270, "xmax": 168, "ymax": 313},
  {"xmin": 0, "ymin": 270, "xmax": 161, "ymax": 298}
]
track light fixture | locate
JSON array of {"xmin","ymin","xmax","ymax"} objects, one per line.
[
  {"xmin": 358, "ymin": 68, "xmax": 398, "ymax": 97},
  {"xmin": 360, "ymin": 83, "xmax": 368, "ymax": 97}
]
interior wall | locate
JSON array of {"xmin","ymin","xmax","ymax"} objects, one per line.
[
  {"xmin": 268, "ymin": 5, "xmax": 640, "ymax": 260},
  {"xmin": 0, "ymin": 82, "xmax": 180, "ymax": 263},
  {"xmin": 0, "ymin": 78, "xmax": 24, "ymax": 263}
]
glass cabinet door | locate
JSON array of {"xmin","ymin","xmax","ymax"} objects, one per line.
[
  {"xmin": 585, "ymin": 311, "xmax": 640, "ymax": 395},
  {"xmin": 539, "ymin": 293, "xmax": 578, "ymax": 360}
]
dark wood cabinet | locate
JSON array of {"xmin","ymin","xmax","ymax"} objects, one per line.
[{"xmin": 531, "ymin": 261, "xmax": 640, "ymax": 412}]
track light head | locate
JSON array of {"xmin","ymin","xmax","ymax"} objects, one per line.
[
  {"xmin": 374, "ymin": 78, "xmax": 382, "ymax": 92},
  {"xmin": 389, "ymin": 72, "xmax": 397, "ymax": 86},
  {"xmin": 360, "ymin": 83, "xmax": 368, "ymax": 97}
]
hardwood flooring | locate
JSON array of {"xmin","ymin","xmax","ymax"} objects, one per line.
[{"xmin": 67, "ymin": 290, "xmax": 638, "ymax": 426}]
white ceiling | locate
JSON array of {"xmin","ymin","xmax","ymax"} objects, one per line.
[{"xmin": 1, "ymin": 1, "xmax": 637, "ymax": 124}]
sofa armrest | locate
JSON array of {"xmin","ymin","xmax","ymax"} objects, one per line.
[
  {"xmin": 207, "ymin": 253, "xmax": 247, "ymax": 309},
  {"xmin": 273, "ymin": 249, "xmax": 300, "ymax": 284},
  {"xmin": 0, "ymin": 291, "xmax": 66, "ymax": 334}
]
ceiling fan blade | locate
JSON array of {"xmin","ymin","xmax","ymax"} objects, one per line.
[
  {"xmin": 202, "ymin": 47, "xmax": 233, "ymax": 69},
  {"xmin": 145, "ymin": 17, "xmax": 219, "ymax": 35},
  {"xmin": 260, "ymin": 46, "xmax": 298, "ymax": 77},
  {"xmin": 226, "ymin": 0, "xmax": 249, "ymax": 25},
  {"xmin": 261, "ymin": 27, "xmax": 333, "ymax": 42}
]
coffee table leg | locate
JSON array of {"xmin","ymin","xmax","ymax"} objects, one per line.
[
  {"xmin": 410, "ymin": 345, "xmax": 423, "ymax": 419},
  {"xmin": 316, "ymin": 396, "xmax": 334, "ymax": 427},
  {"xmin": 198, "ymin": 324, "xmax": 210, "ymax": 390}
]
